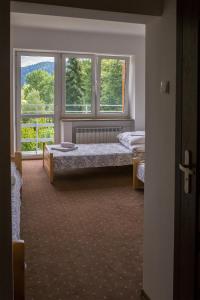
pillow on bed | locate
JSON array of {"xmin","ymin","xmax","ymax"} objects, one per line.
[
  {"xmin": 118, "ymin": 131, "xmax": 145, "ymax": 140},
  {"xmin": 118, "ymin": 131, "xmax": 145, "ymax": 146}
]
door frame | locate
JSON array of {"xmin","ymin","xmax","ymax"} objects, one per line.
[
  {"xmin": 3, "ymin": 0, "xmax": 200, "ymax": 299},
  {"xmin": 174, "ymin": 0, "xmax": 199, "ymax": 298},
  {"xmin": 0, "ymin": 1, "xmax": 13, "ymax": 299}
]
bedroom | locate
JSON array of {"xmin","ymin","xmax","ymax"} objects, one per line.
[
  {"xmin": 11, "ymin": 5, "xmax": 146, "ymax": 299},
  {"xmin": 8, "ymin": 0, "xmax": 176, "ymax": 300}
]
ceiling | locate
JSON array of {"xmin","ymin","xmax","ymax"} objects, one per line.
[
  {"xmin": 11, "ymin": 13, "xmax": 146, "ymax": 36},
  {"xmin": 12, "ymin": 0, "xmax": 163, "ymax": 16}
]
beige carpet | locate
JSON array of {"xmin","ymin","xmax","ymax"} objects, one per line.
[{"xmin": 22, "ymin": 160, "xmax": 144, "ymax": 300}]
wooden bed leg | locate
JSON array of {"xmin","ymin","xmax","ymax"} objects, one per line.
[
  {"xmin": 43, "ymin": 142, "xmax": 45, "ymax": 168},
  {"xmin": 132, "ymin": 158, "xmax": 144, "ymax": 190},
  {"xmin": 49, "ymin": 152, "xmax": 54, "ymax": 184},
  {"xmin": 43, "ymin": 143, "xmax": 54, "ymax": 184},
  {"xmin": 133, "ymin": 158, "xmax": 138, "ymax": 189},
  {"xmin": 13, "ymin": 240, "xmax": 25, "ymax": 300},
  {"xmin": 11, "ymin": 152, "xmax": 22, "ymax": 176}
]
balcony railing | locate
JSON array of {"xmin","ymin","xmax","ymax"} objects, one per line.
[
  {"xmin": 21, "ymin": 118, "xmax": 54, "ymax": 155},
  {"xmin": 65, "ymin": 104, "xmax": 123, "ymax": 113}
]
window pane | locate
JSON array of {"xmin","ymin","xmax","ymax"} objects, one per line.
[
  {"xmin": 100, "ymin": 58, "xmax": 126, "ymax": 113},
  {"xmin": 65, "ymin": 57, "xmax": 92, "ymax": 114},
  {"xmin": 19, "ymin": 55, "xmax": 55, "ymax": 156},
  {"xmin": 21, "ymin": 56, "xmax": 55, "ymax": 115},
  {"xmin": 21, "ymin": 116, "xmax": 54, "ymax": 155}
]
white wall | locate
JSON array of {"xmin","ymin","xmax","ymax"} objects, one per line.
[
  {"xmin": 10, "ymin": 26, "xmax": 145, "ymax": 129},
  {"xmin": 143, "ymin": 0, "xmax": 176, "ymax": 299}
]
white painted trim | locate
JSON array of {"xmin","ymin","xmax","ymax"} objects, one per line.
[{"xmin": 11, "ymin": 1, "xmax": 159, "ymax": 24}]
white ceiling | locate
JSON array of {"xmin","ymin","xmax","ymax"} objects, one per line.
[{"xmin": 11, "ymin": 13, "xmax": 145, "ymax": 36}]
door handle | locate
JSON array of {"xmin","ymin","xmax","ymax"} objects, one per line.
[
  {"xmin": 179, "ymin": 164, "xmax": 193, "ymax": 175},
  {"xmin": 179, "ymin": 150, "xmax": 195, "ymax": 194}
]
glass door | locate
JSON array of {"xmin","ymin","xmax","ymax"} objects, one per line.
[{"xmin": 16, "ymin": 53, "xmax": 58, "ymax": 157}]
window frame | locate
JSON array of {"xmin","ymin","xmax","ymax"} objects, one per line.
[
  {"xmin": 61, "ymin": 53, "xmax": 96, "ymax": 118},
  {"xmin": 96, "ymin": 55, "xmax": 130, "ymax": 118},
  {"xmin": 62, "ymin": 53, "xmax": 130, "ymax": 119},
  {"xmin": 15, "ymin": 51, "xmax": 60, "ymax": 155}
]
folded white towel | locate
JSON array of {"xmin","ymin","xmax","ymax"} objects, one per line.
[
  {"xmin": 61, "ymin": 142, "xmax": 76, "ymax": 148},
  {"xmin": 52, "ymin": 146, "xmax": 78, "ymax": 152}
]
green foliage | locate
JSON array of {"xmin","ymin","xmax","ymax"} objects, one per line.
[
  {"xmin": 24, "ymin": 70, "xmax": 54, "ymax": 105},
  {"xmin": 21, "ymin": 117, "xmax": 54, "ymax": 152},
  {"xmin": 65, "ymin": 58, "xmax": 92, "ymax": 113},
  {"xmin": 21, "ymin": 126, "xmax": 36, "ymax": 152},
  {"xmin": 100, "ymin": 59, "xmax": 124, "ymax": 112},
  {"xmin": 66, "ymin": 58, "xmax": 83, "ymax": 109},
  {"xmin": 21, "ymin": 89, "xmax": 46, "ymax": 114},
  {"xmin": 21, "ymin": 69, "xmax": 55, "ymax": 152},
  {"xmin": 80, "ymin": 59, "xmax": 92, "ymax": 106}
]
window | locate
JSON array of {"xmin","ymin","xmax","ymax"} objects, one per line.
[
  {"xmin": 63, "ymin": 55, "xmax": 129, "ymax": 117},
  {"xmin": 16, "ymin": 53, "xmax": 57, "ymax": 156},
  {"xmin": 64, "ymin": 55, "xmax": 93, "ymax": 114},
  {"xmin": 98, "ymin": 57, "xmax": 127, "ymax": 114},
  {"xmin": 16, "ymin": 51, "xmax": 130, "ymax": 155}
]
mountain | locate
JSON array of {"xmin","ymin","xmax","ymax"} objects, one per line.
[{"xmin": 21, "ymin": 61, "xmax": 54, "ymax": 85}]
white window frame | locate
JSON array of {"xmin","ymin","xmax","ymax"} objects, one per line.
[
  {"xmin": 62, "ymin": 53, "xmax": 130, "ymax": 119},
  {"xmin": 96, "ymin": 55, "xmax": 130, "ymax": 118},
  {"xmin": 61, "ymin": 53, "xmax": 96, "ymax": 118},
  {"xmin": 15, "ymin": 51, "xmax": 60, "ymax": 156},
  {"xmin": 15, "ymin": 51, "xmax": 131, "ymax": 156}
]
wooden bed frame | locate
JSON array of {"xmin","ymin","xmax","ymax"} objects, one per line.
[
  {"xmin": 13, "ymin": 240, "xmax": 25, "ymax": 300},
  {"xmin": 11, "ymin": 151, "xmax": 22, "ymax": 176},
  {"xmin": 11, "ymin": 152, "xmax": 25, "ymax": 299},
  {"xmin": 43, "ymin": 143, "xmax": 145, "ymax": 188},
  {"xmin": 132, "ymin": 158, "xmax": 144, "ymax": 189},
  {"xmin": 43, "ymin": 143, "xmax": 54, "ymax": 183}
]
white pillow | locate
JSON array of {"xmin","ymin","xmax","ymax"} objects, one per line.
[
  {"xmin": 118, "ymin": 131, "xmax": 145, "ymax": 146},
  {"xmin": 127, "ymin": 135, "xmax": 145, "ymax": 145},
  {"xmin": 118, "ymin": 131, "xmax": 145, "ymax": 140}
]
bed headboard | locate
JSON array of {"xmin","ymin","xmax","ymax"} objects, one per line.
[{"xmin": 11, "ymin": 152, "xmax": 22, "ymax": 176}]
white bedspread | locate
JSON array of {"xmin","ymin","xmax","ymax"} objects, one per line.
[
  {"xmin": 137, "ymin": 162, "xmax": 145, "ymax": 183},
  {"xmin": 47, "ymin": 143, "xmax": 133, "ymax": 172},
  {"xmin": 11, "ymin": 162, "xmax": 22, "ymax": 240}
]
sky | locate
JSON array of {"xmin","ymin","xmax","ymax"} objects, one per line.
[{"xmin": 21, "ymin": 56, "xmax": 54, "ymax": 67}]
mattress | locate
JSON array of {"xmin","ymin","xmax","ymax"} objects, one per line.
[
  {"xmin": 137, "ymin": 162, "xmax": 145, "ymax": 183},
  {"xmin": 47, "ymin": 143, "xmax": 133, "ymax": 172},
  {"xmin": 11, "ymin": 162, "xmax": 22, "ymax": 240}
]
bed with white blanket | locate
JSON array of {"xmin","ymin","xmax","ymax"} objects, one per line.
[
  {"xmin": 11, "ymin": 160, "xmax": 23, "ymax": 240},
  {"xmin": 132, "ymin": 158, "xmax": 145, "ymax": 189},
  {"xmin": 43, "ymin": 131, "xmax": 145, "ymax": 183},
  {"xmin": 11, "ymin": 152, "xmax": 25, "ymax": 299}
]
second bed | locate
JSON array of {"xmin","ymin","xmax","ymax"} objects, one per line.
[{"xmin": 43, "ymin": 142, "xmax": 143, "ymax": 183}]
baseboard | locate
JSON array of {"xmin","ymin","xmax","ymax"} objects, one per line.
[{"xmin": 141, "ymin": 289, "xmax": 151, "ymax": 300}]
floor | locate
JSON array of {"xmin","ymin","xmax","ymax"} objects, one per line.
[{"xmin": 22, "ymin": 160, "xmax": 144, "ymax": 300}]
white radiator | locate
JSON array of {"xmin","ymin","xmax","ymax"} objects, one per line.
[{"xmin": 75, "ymin": 126, "xmax": 129, "ymax": 144}]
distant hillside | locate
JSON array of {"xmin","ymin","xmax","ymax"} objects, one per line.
[{"xmin": 21, "ymin": 61, "xmax": 54, "ymax": 85}]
